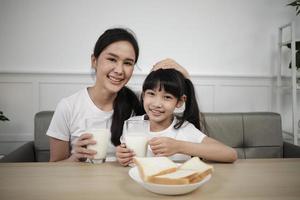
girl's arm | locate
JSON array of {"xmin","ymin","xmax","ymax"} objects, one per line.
[
  {"xmin": 177, "ymin": 137, "xmax": 238, "ymax": 163},
  {"xmin": 49, "ymin": 133, "xmax": 97, "ymax": 162},
  {"xmin": 149, "ymin": 136, "xmax": 237, "ymax": 163}
]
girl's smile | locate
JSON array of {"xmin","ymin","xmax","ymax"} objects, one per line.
[{"xmin": 143, "ymin": 88, "xmax": 184, "ymax": 131}]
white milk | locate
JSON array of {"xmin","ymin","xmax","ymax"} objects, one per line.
[
  {"xmin": 125, "ymin": 135, "xmax": 148, "ymax": 157},
  {"xmin": 87, "ymin": 129, "xmax": 110, "ymax": 161}
]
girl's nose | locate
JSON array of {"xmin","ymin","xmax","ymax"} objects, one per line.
[{"xmin": 153, "ymin": 97, "xmax": 163, "ymax": 108}]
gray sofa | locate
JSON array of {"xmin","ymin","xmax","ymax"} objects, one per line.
[{"xmin": 1, "ymin": 111, "xmax": 300, "ymax": 162}]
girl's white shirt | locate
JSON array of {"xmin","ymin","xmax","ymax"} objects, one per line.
[
  {"xmin": 126, "ymin": 115, "xmax": 206, "ymax": 162},
  {"xmin": 46, "ymin": 88, "xmax": 116, "ymax": 158}
]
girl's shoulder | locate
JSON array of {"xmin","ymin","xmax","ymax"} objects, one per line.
[
  {"xmin": 127, "ymin": 115, "xmax": 146, "ymax": 121},
  {"xmin": 176, "ymin": 119, "xmax": 199, "ymax": 132}
]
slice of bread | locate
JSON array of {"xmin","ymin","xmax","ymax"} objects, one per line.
[
  {"xmin": 179, "ymin": 157, "xmax": 213, "ymax": 183},
  {"xmin": 179, "ymin": 157, "xmax": 212, "ymax": 171},
  {"xmin": 133, "ymin": 157, "xmax": 178, "ymax": 182},
  {"xmin": 147, "ymin": 169, "xmax": 197, "ymax": 185},
  {"xmin": 134, "ymin": 157, "xmax": 213, "ymax": 185}
]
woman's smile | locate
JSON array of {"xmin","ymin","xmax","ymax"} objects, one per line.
[{"xmin": 107, "ymin": 74, "xmax": 124, "ymax": 85}]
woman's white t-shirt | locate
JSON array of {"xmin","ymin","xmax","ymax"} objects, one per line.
[
  {"xmin": 46, "ymin": 88, "xmax": 116, "ymax": 158},
  {"xmin": 126, "ymin": 115, "xmax": 206, "ymax": 162}
]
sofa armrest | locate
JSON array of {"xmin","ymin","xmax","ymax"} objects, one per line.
[
  {"xmin": 0, "ymin": 141, "xmax": 36, "ymax": 162},
  {"xmin": 283, "ymin": 141, "xmax": 300, "ymax": 158}
]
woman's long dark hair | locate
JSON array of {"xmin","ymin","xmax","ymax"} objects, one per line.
[
  {"xmin": 93, "ymin": 28, "xmax": 144, "ymax": 146},
  {"xmin": 142, "ymin": 68, "xmax": 206, "ymax": 133},
  {"xmin": 111, "ymin": 87, "xmax": 144, "ymax": 146}
]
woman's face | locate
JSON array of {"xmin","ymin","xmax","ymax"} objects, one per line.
[{"xmin": 92, "ymin": 41, "xmax": 136, "ymax": 94}]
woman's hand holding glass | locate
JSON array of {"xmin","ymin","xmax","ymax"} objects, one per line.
[{"xmin": 71, "ymin": 133, "xmax": 97, "ymax": 162}]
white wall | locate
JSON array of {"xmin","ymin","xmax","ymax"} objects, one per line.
[
  {"xmin": 0, "ymin": 0, "xmax": 299, "ymax": 155},
  {"xmin": 0, "ymin": 0, "xmax": 297, "ymax": 75}
]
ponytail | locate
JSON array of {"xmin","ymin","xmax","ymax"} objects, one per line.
[
  {"xmin": 110, "ymin": 87, "xmax": 144, "ymax": 146},
  {"xmin": 174, "ymin": 79, "xmax": 207, "ymax": 134}
]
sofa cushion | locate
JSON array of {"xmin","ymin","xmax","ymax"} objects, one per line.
[
  {"xmin": 34, "ymin": 111, "xmax": 53, "ymax": 162},
  {"xmin": 204, "ymin": 112, "xmax": 283, "ymax": 159},
  {"xmin": 204, "ymin": 113, "xmax": 244, "ymax": 148},
  {"xmin": 33, "ymin": 111, "xmax": 284, "ymax": 160}
]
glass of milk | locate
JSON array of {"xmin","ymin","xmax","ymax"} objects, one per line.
[
  {"xmin": 122, "ymin": 119, "xmax": 149, "ymax": 157},
  {"xmin": 85, "ymin": 118, "xmax": 110, "ymax": 164}
]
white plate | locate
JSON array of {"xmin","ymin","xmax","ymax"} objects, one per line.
[{"xmin": 128, "ymin": 166, "xmax": 211, "ymax": 195}]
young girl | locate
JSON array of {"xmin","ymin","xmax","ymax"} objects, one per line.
[{"xmin": 116, "ymin": 68, "xmax": 237, "ymax": 166}]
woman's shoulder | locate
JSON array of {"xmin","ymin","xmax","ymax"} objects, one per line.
[
  {"xmin": 55, "ymin": 88, "xmax": 88, "ymax": 110},
  {"xmin": 59, "ymin": 88, "xmax": 87, "ymax": 104},
  {"xmin": 65, "ymin": 88, "xmax": 87, "ymax": 100}
]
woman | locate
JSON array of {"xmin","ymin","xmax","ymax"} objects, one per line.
[{"xmin": 47, "ymin": 28, "xmax": 184, "ymax": 162}]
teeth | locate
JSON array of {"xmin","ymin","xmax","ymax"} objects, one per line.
[
  {"xmin": 150, "ymin": 109, "xmax": 162, "ymax": 115},
  {"xmin": 108, "ymin": 75, "xmax": 123, "ymax": 82}
]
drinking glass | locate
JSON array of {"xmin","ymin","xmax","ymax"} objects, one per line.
[
  {"xmin": 121, "ymin": 119, "xmax": 149, "ymax": 157},
  {"xmin": 85, "ymin": 118, "xmax": 110, "ymax": 163}
]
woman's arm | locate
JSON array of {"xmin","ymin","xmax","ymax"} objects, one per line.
[
  {"xmin": 152, "ymin": 58, "xmax": 190, "ymax": 79},
  {"xmin": 49, "ymin": 133, "xmax": 97, "ymax": 162},
  {"xmin": 49, "ymin": 137, "xmax": 72, "ymax": 162}
]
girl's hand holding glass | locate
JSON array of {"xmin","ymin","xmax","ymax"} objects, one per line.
[
  {"xmin": 148, "ymin": 137, "xmax": 179, "ymax": 157},
  {"xmin": 121, "ymin": 119, "xmax": 149, "ymax": 157},
  {"xmin": 116, "ymin": 143, "xmax": 135, "ymax": 166}
]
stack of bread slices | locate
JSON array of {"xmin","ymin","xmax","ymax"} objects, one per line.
[{"xmin": 133, "ymin": 157, "xmax": 213, "ymax": 185}]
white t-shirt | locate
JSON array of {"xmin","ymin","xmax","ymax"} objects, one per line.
[
  {"xmin": 126, "ymin": 115, "xmax": 206, "ymax": 162},
  {"xmin": 46, "ymin": 88, "xmax": 116, "ymax": 158}
]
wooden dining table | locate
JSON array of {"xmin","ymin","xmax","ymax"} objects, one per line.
[{"xmin": 0, "ymin": 158, "xmax": 299, "ymax": 200}]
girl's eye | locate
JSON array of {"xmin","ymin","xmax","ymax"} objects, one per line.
[
  {"xmin": 146, "ymin": 91, "xmax": 155, "ymax": 96},
  {"xmin": 164, "ymin": 95, "xmax": 173, "ymax": 100}
]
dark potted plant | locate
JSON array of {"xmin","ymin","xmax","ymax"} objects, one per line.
[
  {"xmin": 0, "ymin": 111, "xmax": 9, "ymax": 121},
  {"xmin": 286, "ymin": 1, "xmax": 300, "ymax": 70},
  {"xmin": 286, "ymin": 43, "xmax": 300, "ymax": 70},
  {"xmin": 287, "ymin": 0, "xmax": 300, "ymax": 15}
]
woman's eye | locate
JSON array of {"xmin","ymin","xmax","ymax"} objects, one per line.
[
  {"xmin": 124, "ymin": 62, "xmax": 134, "ymax": 66},
  {"xmin": 108, "ymin": 58, "xmax": 117, "ymax": 62}
]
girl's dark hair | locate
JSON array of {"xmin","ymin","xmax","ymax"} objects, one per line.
[
  {"xmin": 142, "ymin": 68, "xmax": 206, "ymax": 133},
  {"xmin": 93, "ymin": 28, "xmax": 139, "ymax": 63},
  {"xmin": 93, "ymin": 28, "xmax": 143, "ymax": 146}
]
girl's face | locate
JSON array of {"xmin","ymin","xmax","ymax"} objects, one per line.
[
  {"xmin": 91, "ymin": 41, "xmax": 136, "ymax": 94},
  {"xmin": 143, "ymin": 87, "xmax": 185, "ymax": 129}
]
